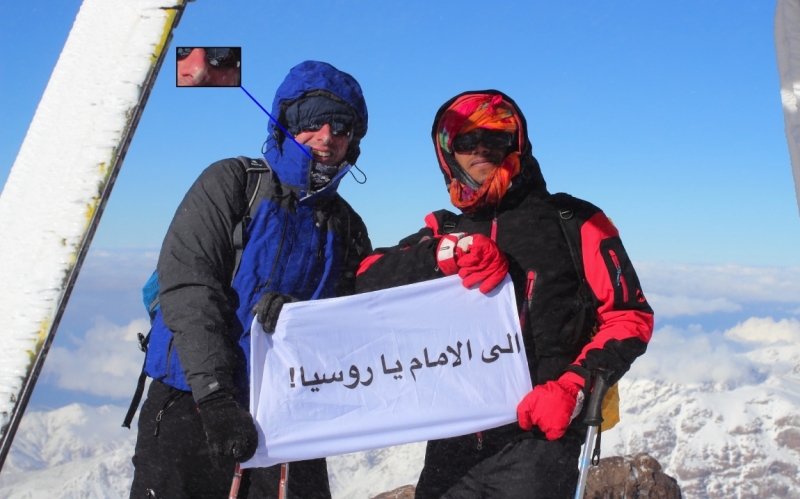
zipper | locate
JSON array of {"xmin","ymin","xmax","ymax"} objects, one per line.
[
  {"xmin": 476, "ymin": 431, "xmax": 483, "ymax": 450},
  {"xmin": 154, "ymin": 390, "xmax": 183, "ymax": 436},
  {"xmin": 490, "ymin": 210, "xmax": 498, "ymax": 242},
  {"xmin": 608, "ymin": 250, "xmax": 628, "ymax": 302},
  {"xmin": 519, "ymin": 270, "xmax": 536, "ymax": 331}
]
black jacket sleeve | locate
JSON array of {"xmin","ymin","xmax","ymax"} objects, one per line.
[
  {"xmin": 355, "ymin": 227, "xmax": 443, "ymax": 293},
  {"xmin": 157, "ymin": 159, "xmax": 248, "ymax": 401}
]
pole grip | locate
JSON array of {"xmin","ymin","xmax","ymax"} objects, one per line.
[{"xmin": 582, "ymin": 368, "xmax": 612, "ymax": 427}]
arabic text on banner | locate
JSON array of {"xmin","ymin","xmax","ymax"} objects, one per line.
[{"xmin": 244, "ymin": 275, "xmax": 532, "ymax": 468}]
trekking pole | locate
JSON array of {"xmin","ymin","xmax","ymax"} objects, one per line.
[
  {"xmin": 574, "ymin": 368, "xmax": 612, "ymax": 499},
  {"xmin": 278, "ymin": 462, "xmax": 290, "ymax": 499},
  {"xmin": 228, "ymin": 462, "xmax": 243, "ymax": 499}
]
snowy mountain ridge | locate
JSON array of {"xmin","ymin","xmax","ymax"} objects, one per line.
[{"xmin": 603, "ymin": 328, "xmax": 800, "ymax": 498}]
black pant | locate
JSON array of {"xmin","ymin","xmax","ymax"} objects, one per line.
[
  {"xmin": 130, "ymin": 380, "xmax": 331, "ymax": 499},
  {"xmin": 416, "ymin": 430, "xmax": 582, "ymax": 499}
]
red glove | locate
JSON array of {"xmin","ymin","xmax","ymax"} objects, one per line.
[
  {"xmin": 517, "ymin": 372, "xmax": 585, "ymax": 440},
  {"xmin": 436, "ymin": 233, "xmax": 508, "ymax": 293}
]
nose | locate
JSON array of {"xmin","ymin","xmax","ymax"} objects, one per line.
[
  {"xmin": 316, "ymin": 123, "xmax": 332, "ymax": 145},
  {"xmin": 179, "ymin": 48, "xmax": 208, "ymax": 76},
  {"xmin": 474, "ymin": 140, "xmax": 491, "ymax": 154}
]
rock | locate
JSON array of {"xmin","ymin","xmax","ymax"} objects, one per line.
[
  {"xmin": 370, "ymin": 484, "xmax": 415, "ymax": 499},
  {"xmin": 585, "ymin": 452, "xmax": 681, "ymax": 499}
]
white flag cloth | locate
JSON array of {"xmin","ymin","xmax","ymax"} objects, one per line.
[{"xmin": 243, "ymin": 275, "xmax": 532, "ymax": 469}]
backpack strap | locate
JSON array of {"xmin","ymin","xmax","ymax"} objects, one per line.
[
  {"xmin": 554, "ymin": 204, "xmax": 598, "ymax": 352},
  {"xmin": 556, "ymin": 209, "xmax": 586, "ymax": 284},
  {"xmin": 231, "ymin": 156, "xmax": 271, "ymax": 279},
  {"xmin": 423, "ymin": 209, "xmax": 459, "ymax": 237}
]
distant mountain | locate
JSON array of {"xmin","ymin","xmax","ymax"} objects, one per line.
[
  {"xmin": 603, "ymin": 339, "xmax": 800, "ymax": 498},
  {"xmin": 0, "ymin": 404, "xmax": 135, "ymax": 499},
  {"xmin": 1, "ymin": 338, "xmax": 798, "ymax": 498}
]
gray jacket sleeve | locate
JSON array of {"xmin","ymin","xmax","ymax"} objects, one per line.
[{"xmin": 157, "ymin": 158, "xmax": 248, "ymax": 401}]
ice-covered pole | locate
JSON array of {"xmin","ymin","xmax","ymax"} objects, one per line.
[
  {"xmin": 776, "ymin": 0, "xmax": 800, "ymax": 216},
  {"xmin": 0, "ymin": 0, "xmax": 192, "ymax": 470}
]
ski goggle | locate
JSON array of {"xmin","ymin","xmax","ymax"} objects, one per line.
[
  {"xmin": 451, "ymin": 130, "xmax": 514, "ymax": 153},
  {"xmin": 176, "ymin": 47, "xmax": 240, "ymax": 68},
  {"xmin": 299, "ymin": 121, "xmax": 353, "ymax": 138}
]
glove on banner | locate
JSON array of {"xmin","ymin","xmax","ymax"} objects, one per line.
[
  {"xmin": 436, "ymin": 233, "xmax": 508, "ymax": 293},
  {"xmin": 516, "ymin": 371, "xmax": 585, "ymax": 440},
  {"xmin": 253, "ymin": 292, "xmax": 298, "ymax": 333}
]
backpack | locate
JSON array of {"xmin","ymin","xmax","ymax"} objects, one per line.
[{"xmin": 122, "ymin": 157, "xmax": 270, "ymax": 428}]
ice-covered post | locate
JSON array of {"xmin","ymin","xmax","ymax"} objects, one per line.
[
  {"xmin": 776, "ymin": 0, "xmax": 800, "ymax": 216},
  {"xmin": 0, "ymin": 0, "xmax": 192, "ymax": 470}
]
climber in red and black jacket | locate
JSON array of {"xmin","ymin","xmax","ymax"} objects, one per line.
[{"xmin": 355, "ymin": 90, "xmax": 654, "ymax": 499}]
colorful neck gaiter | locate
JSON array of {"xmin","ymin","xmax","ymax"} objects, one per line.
[{"xmin": 437, "ymin": 94, "xmax": 521, "ymax": 213}]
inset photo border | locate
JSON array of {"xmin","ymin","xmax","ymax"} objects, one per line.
[{"xmin": 176, "ymin": 47, "xmax": 241, "ymax": 87}]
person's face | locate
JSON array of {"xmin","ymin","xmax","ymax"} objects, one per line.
[
  {"xmin": 294, "ymin": 124, "xmax": 350, "ymax": 166},
  {"xmin": 177, "ymin": 48, "xmax": 211, "ymax": 86},
  {"xmin": 452, "ymin": 133, "xmax": 510, "ymax": 185}
]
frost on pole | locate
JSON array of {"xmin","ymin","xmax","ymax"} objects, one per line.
[
  {"xmin": 776, "ymin": 0, "xmax": 800, "ymax": 216},
  {"xmin": 0, "ymin": 0, "xmax": 189, "ymax": 464}
]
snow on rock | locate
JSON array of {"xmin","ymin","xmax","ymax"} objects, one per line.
[{"xmin": 327, "ymin": 442, "xmax": 425, "ymax": 499}]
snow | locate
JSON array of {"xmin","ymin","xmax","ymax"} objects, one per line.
[
  {"xmin": 0, "ymin": 404, "xmax": 136, "ymax": 499},
  {"xmin": 0, "ymin": 0, "xmax": 183, "ymax": 443},
  {"xmin": 603, "ymin": 337, "xmax": 800, "ymax": 498}
]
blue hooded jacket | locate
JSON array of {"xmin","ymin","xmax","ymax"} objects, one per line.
[{"xmin": 144, "ymin": 61, "xmax": 370, "ymax": 399}]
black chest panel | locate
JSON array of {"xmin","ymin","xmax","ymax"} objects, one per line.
[{"xmin": 452, "ymin": 194, "xmax": 596, "ymax": 383}]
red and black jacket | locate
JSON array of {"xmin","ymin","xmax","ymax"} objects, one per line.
[{"xmin": 355, "ymin": 90, "xmax": 653, "ymax": 394}]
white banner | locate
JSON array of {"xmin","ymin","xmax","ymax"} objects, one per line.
[{"xmin": 243, "ymin": 275, "xmax": 532, "ymax": 469}]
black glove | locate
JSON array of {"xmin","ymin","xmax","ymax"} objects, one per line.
[
  {"xmin": 253, "ymin": 291, "xmax": 298, "ymax": 333},
  {"xmin": 197, "ymin": 391, "xmax": 258, "ymax": 468}
]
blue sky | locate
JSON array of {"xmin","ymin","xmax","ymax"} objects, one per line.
[
  {"xmin": 3, "ymin": 0, "xmax": 799, "ymax": 264},
  {"xmin": 1, "ymin": 1, "xmax": 800, "ymax": 410}
]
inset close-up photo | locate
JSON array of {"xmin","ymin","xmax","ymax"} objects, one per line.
[{"xmin": 176, "ymin": 47, "xmax": 241, "ymax": 87}]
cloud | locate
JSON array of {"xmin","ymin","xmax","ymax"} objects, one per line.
[
  {"xmin": 628, "ymin": 317, "xmax": 800, "ymax": 387},
  {"xmin": 628, "ymin": 324, "xmax": 766, "ymax": 387},
  {"xmin": 61, "ymin": 248, "xmax": 157, "ymax": 332},
  {"xmin": 76, "ymin": 248, "xmax": 158, "ymax": 292},
  {"xmin": 646, "ymin": 293, "xmax": 741, "ymax": 318},
  {"xmin": 43, "ymin": 317, "xmax": 150, "ymax": 399},
  {"xmin": 724, "ymin": 316, "xmax": 800, "ymax": 344},
  {"xmin": 635, "ymin": 262, "xmax": 800, "ymax": 304}
]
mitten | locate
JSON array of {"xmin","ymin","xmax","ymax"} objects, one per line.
[
  {"xmin": 516, "ymin": 371, "xmax": 585, "ymax": 440},
  {"xmin": 436, "ymin": 233, "xmax": 508, "ymax": 293},
  {"xmin": 197, "ymin": 391, "xmax": 259, "ymax": 468},
  {"xmin": 253, "ymin": 292, "xmax": 298, "ymax": 333}
]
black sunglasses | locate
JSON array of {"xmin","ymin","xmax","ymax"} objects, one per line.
[
  {"xmin": 452, "ymin": 130, "xmax": 514, "ymax": 153},
  {"xmin": 300, "ymin": 121, "xmax": 353, "ymax": 137},
  {"xmin": 176, "ymin": 47, "xmax": 240, "ymax": 68}
]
